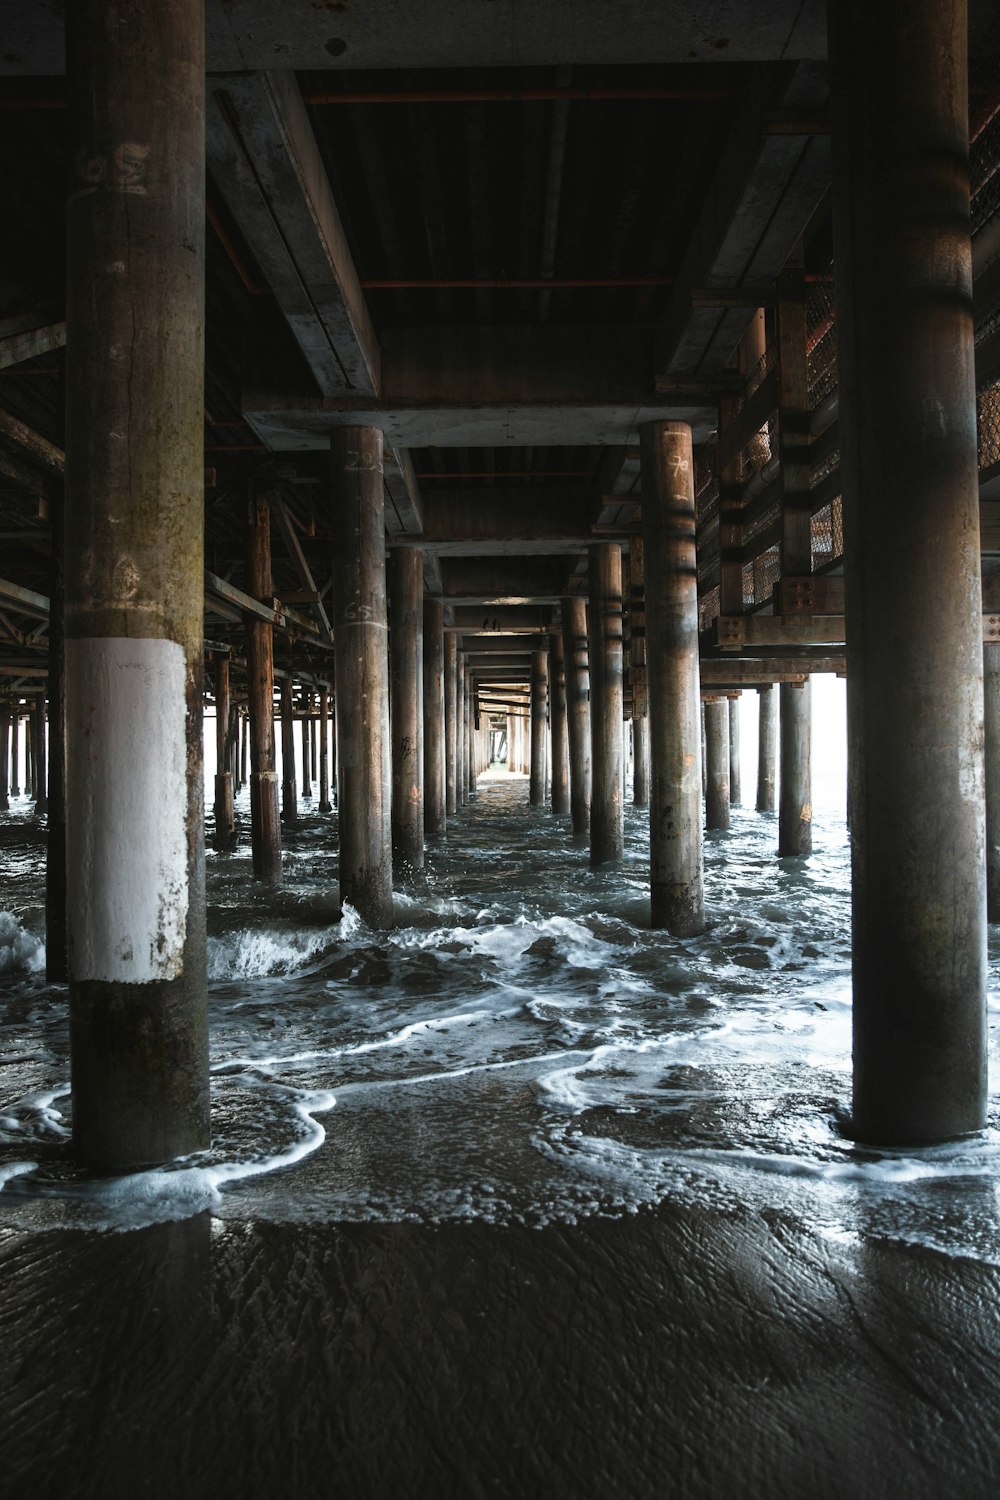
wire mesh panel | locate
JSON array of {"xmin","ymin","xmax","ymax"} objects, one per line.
[
  {"xmin": 978, "ymin": 376, "xmax": 1000, "ymax": 471},
  {"xmin": 758, "ymin": 546, "xmax": 781, "ymax": 604},
  {"xmin": 697, "ymin": 477, "xmax": 720, "ymax": 528},
  {"xmin": 971, "ymin": 89, "xmax": 1000, "ymax": 240},
  {"xmin": 698, "ymin": 584, "xmax": 720, "ymax": 632},
  {"xmin": 832, "ymin": 496, "xmax": 844, "ymax": 560},
  {"xmin": 811, "ymin": 504, "xmax": 833, "ymax": 568},
  {"xmin": 806, "ymin": 279, "xmax": 837, "ymax": 411},
  {"xmin": 810, "ymin": 445, "xmax": 841, "ymax": 490},
  {"xmin": 743, "ymin": 498, "xmax": 781, "ymax": 548}
]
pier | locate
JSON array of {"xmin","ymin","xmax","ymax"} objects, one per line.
[{"xmin": 2, "ymin": 2, "xmax": 1000, "ymax": 1494}]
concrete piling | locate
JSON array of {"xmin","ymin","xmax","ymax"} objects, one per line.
[
  {"xmin": 549, "ymin": 628, "xmax": 570, "ymax": 815},
  {"xmin": 728, "ymin": 697, "xmax": 741, "ymax": 806},
  {"xmin": 529, "ymin": 648, "xmax": 549, "ymax": 807},
  {"xmin": 423, "ymin": 598, "xmax": 446, "ymax": 836},
  {"xmin": 632, "ymin": 716, "xmax": 650, "ymax": 808},
  {"xmin": 318, "ymin": 687, "xmax": 333, "ymax": 813},
  {"xmin": 213, "ymin": 653, "xmax": 235, "ymax": 848},
  {"xmin": 330, "ymin": 426, "xmax": 393, "ymax": 927},
  {"xmin": 301, "ymin": 691, "xmax": 312, "ymax": 799},
  {"xmin": 588, "ymin": 543, "xmax": 624, "ymax": 865},
  {"xmin": 390, "ymin": 545, "xmax": 424, "ymax": 871},
  {"xmin": 0, "ymin": 702, "xmax": 8, "ymax": 810},
  {"xmin": 280, "ymin": 678, "xmax": 298, "ymax": 827},
  {"xmin": 704, "ymin": 700, "xmax": 730, "ymax": 832},
  {"xmin": 985, "ymin": 644, "xmax": 1000, "ymax": 920},
  {"xmin": 64, "ymin": 0, "xmax": 209, "ymax": 1168},
  {"xmin": 246, "ymin": 496, "xmax": 282, "ymax": 883},
  {"xmin": 756, "ymin": 685, "xmax": 777, "ymax": 813},
  {"xmin": 778, "ymin": 680, "xmax": 811, "ymax": 857},
  {"xmin": 445, "ymin": 631, "xmax": 458, "ymax": 817},
  {"xmin": 562, "ymin": 596, "xmax": 592, "ymax": 836},
  {"xmin": 640, "ymin": 420, "xmax": 705, "ymax": 934},
  {"xmin": 831, "ymin": 0, "xmax": 986, "ymax": 1142}
]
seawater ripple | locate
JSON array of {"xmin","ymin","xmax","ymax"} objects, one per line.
[{"xmin": 2, "ymin": 771, "xmax": 1000, "ymax": 1259}]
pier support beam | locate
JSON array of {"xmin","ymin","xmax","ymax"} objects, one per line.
[
  {"xmin": 549, "ymin": 629, "xmax": 570, "ymax": 815},
  {"xmin": 246, "ymin": 497, "xmax": 281, "ymax": 882},
  {"xmin": 529, "ymin": 648, "xmax": 549, "ymax": 807},
  {"xmin": 458, "ymin": 654, "xmax": 468, "ymax": 804},
  {"xmin": 0, "ymin": 701, "xmax": 8, "ymax": 809},
  {"xmin": 756, "ymin": 684, "xmax": 777, "ymax": 813},
  {"xmin": 445, "ymin": 631, "xmax": 458, "ymax": 816},
  {"xmin": 468, "ymin": 678, "xmax": 477, "ymax": 796},
  {"xmin": 280, "ymin": 678, "xmax": 297, "ymax": 827},
  {"xmin": 778, "ymin": 680, "xmax": 812, "ymax": 856},
  {"xmin": 423, "ymin": 598, "xmax": 446, "ymax": 835},
  {"xmin": 64, "ymin": 0, "xmax": 209, "ymax": 1168},
  {"xmin": 213, "ymin": 653, "xmax": 235, "ymax": 848},
  {"xmin": 632, "ymin": 716, "xmax": 650, "ymax": 808},
  {"xmin": 831, "ymin": 0, "xmax": 986, "ymax": 1142},
  {"xmin": 641, "ymin": 421, "xmax": 704, "ymax": 933},
  {"xmin": 588, "ymin": 543, "xmax": 624, "ymax": 864},
  {"xmin": 704, "ymin": 700, "xmax": 730, "ymax": 832},
  {"xmin": 318, "ymin": 687, "xmax": 333, "ymax": 813},
  {"xmin": 46, "ymin": 490, "xmax": 67, "ymax": 980},
  {"xmin": 562, "ymin": 596, "xmax": 591, "ymax": 836},
  {"xmin": 985, "ymin": 645, "xmax": 1000, "ymax": 920},
  {"xmin": 728, "ymin": 697, "xmax": 741, "ymax": 806},
  {"xmin": 301, "ymin": 691, "xmax": 312, "ymax": 799},
  {"xmin": 331, "ymin": 427, "xmax": 393, "ymax": 926},
  {"xmin": 32, "ymin": 702, "xmax": 47, "ymax": 817},
  {"xmin": 10, "ymin": 710, "xmax": 18, "ymax": 796},
  {"xmin": 240, "ymin": 709, "xmax": 249, "ymax": 792},
  {"xmin": 390, "ymin": 545, "xmax": 424, "ymax": 871}
]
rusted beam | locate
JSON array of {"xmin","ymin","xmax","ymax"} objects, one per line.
[
  {"xmin": 712, "ymin": 613, "xmax": 846, "ymax": 649},
  {"xmin": 772, "ymin": 576, "xmax": 845, "ymax": 614},
  {"xmin": 0, "ymin": 576, "xmax": 50, "ymax": 619},
  {"xmin": 207, "ymin": 70, "xmax": 379, "ymax": 396},
  {"xmin": 0, "ymin": 318, "xmax": 66, "ymax": 370},
  {"xmin": 0, "ymin": 408, "xmax": 65, "ymax": 474},
  {"xmin": 270, "ymin": 493, "xmax": 333, "ymax": 643},
  {"xmin": 715, "ymin": 367, "xmax": 780, "ymax": 475}
]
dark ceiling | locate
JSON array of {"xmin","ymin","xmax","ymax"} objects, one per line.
[{"xmin": 0, "ymin": 4, "xmax": 998, "ymax": 700}]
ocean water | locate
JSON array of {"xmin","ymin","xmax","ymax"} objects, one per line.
[{"xmin": 2, "ymin": 760, "xmax": 1000, "ymax": 1265}]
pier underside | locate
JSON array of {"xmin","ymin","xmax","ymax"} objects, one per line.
[{"xmin": 3, "ymin": 0, "xmax": 1000, "ymax": 1493}]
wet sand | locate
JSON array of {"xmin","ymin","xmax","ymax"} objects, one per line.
[{"xmin": 3, "ymin": 1201, "xmax": 1000, "ymax": 1499}]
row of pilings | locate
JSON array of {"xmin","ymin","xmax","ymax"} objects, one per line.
[{"xmin": 10, "ymin": 0, "xmax": 988, "ymax": 1167}]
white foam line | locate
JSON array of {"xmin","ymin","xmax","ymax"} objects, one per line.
[
  {"xmin": 9, "ymin": 1082, "xmax": 72, "ymax": 1137},
  {"xmin": 536, "ymin": 1038, "xmax": 675, "ymax": 1109},
  {"xmin": 0, "ymin": 1161, "xmax": 37, "ymax": 1189},
  {"xmin": 211, "ymin": 1007, "xmax": 499, "ymax": 1075},
  {"xmin": 330, "ymin": 1048, "xmax": 591, "ymax": 1096},
  {"xmin": 683, "ymin": 1144, "xmax": 1000, "ymax": 1185},
  {"xmin": 36, "ymin": 1087, "xmax": 340, "ymax": 1219}
]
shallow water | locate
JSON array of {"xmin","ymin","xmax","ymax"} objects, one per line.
[{"xmin": 3, "ymin": 773, "xmax": 1000, "ymax": 1264}]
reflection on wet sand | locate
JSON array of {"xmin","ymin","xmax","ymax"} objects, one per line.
[
  {"xmin": 2, "ymin": 776, "xmax": 1000, "ymax": 1492},
  {"xmin": 3, "ymin": 1206, "xmax": 1000, "ymax": 1498}
]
